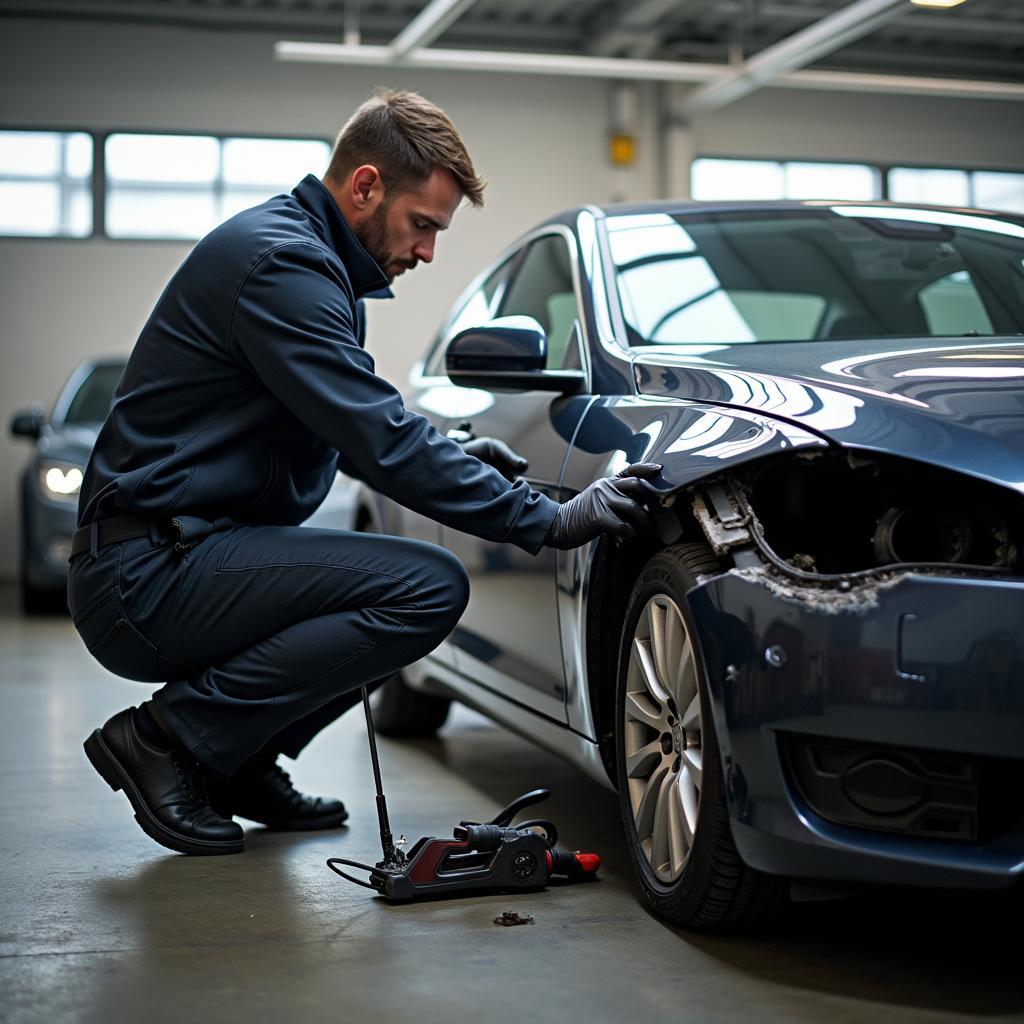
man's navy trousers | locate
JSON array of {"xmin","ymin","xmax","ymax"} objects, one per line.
[
  {"xmin": 68, "ymin": 524, "xmax": 469, "ymax": 777},
  {"xmin": 68, "ymin": 175, "xmax": 558, "ymax": 778}
]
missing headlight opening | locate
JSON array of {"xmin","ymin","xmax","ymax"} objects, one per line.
[{"xmin": 685, "ymin": 450, "xmax": 1022, "ymax": 601}]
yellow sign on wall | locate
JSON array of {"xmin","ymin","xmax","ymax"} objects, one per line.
[{"xmin": 609, "ymin": 133, "xmax": 636, "ymax": 167}]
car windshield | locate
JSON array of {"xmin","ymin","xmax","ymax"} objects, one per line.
[
  {"xmin": 63, "ymin": 364, "xmax": 124, "ymax": 425},
  {"xmin": 606, "ymin": 207, "xmax": 1024, "ymax": 346}
]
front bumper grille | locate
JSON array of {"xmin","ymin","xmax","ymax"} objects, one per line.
[{"xmin": 782, "ymin": 734, "xmax": 1024, "ymax": 843}]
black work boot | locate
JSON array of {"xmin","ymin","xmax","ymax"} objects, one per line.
[
  {"xmin": 209, "ymin": 754, "xmax": 348, "ymax": 831},
  {"xmin": 84, "ymin": 707, "xmax": 244, "ymax": 855}
]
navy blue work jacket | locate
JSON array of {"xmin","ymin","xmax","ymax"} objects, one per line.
[{"xmin": 78, "ymin": 175, "xmax": 559, "ymax": 553}]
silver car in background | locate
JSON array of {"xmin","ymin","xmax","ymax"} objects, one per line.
[{"xmin": 9, "ymin": 357, "xmax": 126, "ymax": 613}]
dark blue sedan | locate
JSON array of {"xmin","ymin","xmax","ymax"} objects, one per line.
[
  {"xmin": 355, "ymin": 200, "xmax": 1024, "ymax": 930},
  {"xmin": 10, "ymin": 357, "xmax": 126, "ymax": 612}
]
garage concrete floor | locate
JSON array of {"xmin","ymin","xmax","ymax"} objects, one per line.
[{"xmin": 1, "ymin": 590, "xmax": 1022, "ymax": 1024}]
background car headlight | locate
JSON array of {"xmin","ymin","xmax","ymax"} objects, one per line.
[{"xmin": 39, "ymin": 461, "xmax": 84, "ymax": 501}]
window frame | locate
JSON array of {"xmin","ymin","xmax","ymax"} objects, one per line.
[
  {"xmin": 605, "ymin": 206, "xmax": 1024, "ymax": 349},
  {"xmin": 415, "ymin": 251, "xmax": 523, "ymax": 382},
  {"xmin": 413, "ymin": 224, "xmax": 592, "ymax": 390},
  {"xmin": 495, "ymin": 229, "xmax": 586, "ymax": 371},
  {"xmin": 0, "ymin": 125, "xmax": 334, "ymax": 243},
  {"xmin": 0, "ymin": 126, "xmax": 98, "ymax": 241}
]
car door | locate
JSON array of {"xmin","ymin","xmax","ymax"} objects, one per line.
[
  {"xmin": 363, "ymin": 258, "xmax": 519, "ymax": 669},
  {"xmin": 438, "ymin": 229, "xmax": 592, "ymax": 724},
  {"xmin": 374, "ymin": 254, "xmax": 516, "ymax": 535}
]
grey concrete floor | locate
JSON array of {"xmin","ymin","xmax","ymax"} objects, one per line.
[{"xmin": 1, "ymin": 591, "xmax": 1022, "ymax": 1024}]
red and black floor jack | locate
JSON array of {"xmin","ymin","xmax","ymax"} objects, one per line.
[{"xmin": 327, "ymin": 686, "xmax": 601, "ymax": 900}]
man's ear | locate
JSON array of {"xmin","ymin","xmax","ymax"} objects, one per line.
[{"xmin": 350, "ymin": 165, "xmax": 383, "ymax": 210}]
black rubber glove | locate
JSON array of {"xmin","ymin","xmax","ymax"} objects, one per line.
[
  {"xmin": 545, "ymin": 463, "xmax": 662, "ymax": 550},
  {"xmin": 462, "ymin": 437, "xmax": 529, "ymax": 481}
]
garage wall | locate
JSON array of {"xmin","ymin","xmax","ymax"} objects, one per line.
[
  {"xmin": 0, "ymin": 17, "xmax": 1021, "ymax": 580},
  {"xmin": 683, "ymin": 85, "xmax": 1023, "ymax": 169},
  {"xmin": 0, "ymin": 18, "xmax": 662, "ymax": 580}
]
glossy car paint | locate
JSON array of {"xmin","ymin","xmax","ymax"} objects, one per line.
[
  {"xmin": 556, "ymin": 395, "xmax": 826, "ymax": 736},
  {"xmin": 633, "ymin": 338, "xmax": 1024, "ymax": 495},
  {"xmin": 431, "ymin": 225, "xmax": 594, "ymax": 723},
  {"xmin": 687, "ymin": 571, "xmax": 1024, "ymax": 887},
  {"xmin": 370, "ymin": 200, "xmax": 1024, "ymax": 890},
  {"xmin": 439, "ymin": 391, "xmax": 580, "ymax": 724}
]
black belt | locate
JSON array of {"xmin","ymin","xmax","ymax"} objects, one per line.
[{"xmin": 70, "ymin": 514, "xmax": 235, "ymax": 561}]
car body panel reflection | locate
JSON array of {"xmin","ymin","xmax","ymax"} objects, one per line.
[
  {"xmin": 634, "ymin": 337, "xmax": 1024, "ymax": 494},
  {"xmin": 438, "ymin": 393, "xmax": 592, "ymax": 723},
  {"xmin": 557, "ymin": 396, "xmax": 825, "ymax": 735}
]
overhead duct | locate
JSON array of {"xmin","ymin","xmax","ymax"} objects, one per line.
[{"xmin": 273, "ymin": 41, "xmax": 1024, "ymax": 102}]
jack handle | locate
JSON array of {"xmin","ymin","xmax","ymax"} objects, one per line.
[{"xmin": 489, "ymin": 788, "xmax": 550, "ymax": 827}]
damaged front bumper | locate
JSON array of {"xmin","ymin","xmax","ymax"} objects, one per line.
[{"xmin": 686, "ymin": 569, "xmax": 1024, "ymax": 889}]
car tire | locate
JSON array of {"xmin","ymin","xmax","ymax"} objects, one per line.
[
  {"xmin": 370, "ymin": 672, "xmax": 452, "ymax": 738},
  {"xmin": 615, "ymin": 542, "xmax": 785, "ymax": 931}
]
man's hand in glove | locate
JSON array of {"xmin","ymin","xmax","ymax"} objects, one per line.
[
  {"xmin": 545, "ymin": 463, "xmax": 662, "ymax": 550},
  {"xmin": 462, "ymin": 437, "xmax": 529, "ymax": 481}
]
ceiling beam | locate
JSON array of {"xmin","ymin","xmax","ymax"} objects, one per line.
[
  {"xmin": 273, "ymin": 40, "xmax": 1024, "ymax": 101},
  {"xmin": 679, "ymin": 0, "xmax": 909, "ymax": 115},
  {"xmin": 755, "ymin": 3, "xmax": 1024, "ymax": 40},
  {"xmin": 588, "ymin": 0, "xmax": 689, "ymax": 58},
  {"xmin": 389, "ymin": 0, "xmax": 480, "ymax": 60},
  {"xmin": 826, "ymin": 47, "xmax": 1024, "ymax": 79},
  {"xmin": 781, "ymin": 67, "xmax": 1024, "ymax": 101},
  {"xmin": 4, "ymin": 0, "xmax": 1023, "ymax": 52},
  {"xmin": 275, "ymin": 42, "xmax": 720, "ymax": 81}
]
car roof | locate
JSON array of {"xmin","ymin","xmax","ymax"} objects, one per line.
[{"xmin": 547, "ymin": 198, "xmax": 1024, "ymax": 227}]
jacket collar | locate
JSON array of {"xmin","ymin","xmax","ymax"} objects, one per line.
[{"xmin": 293, "ymin": 175, "xmax": 393, "ymax": 300}]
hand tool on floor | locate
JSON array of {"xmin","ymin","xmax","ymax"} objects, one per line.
[{"xmin": 326, "ymin": 686, "xmax": 601, "ymax": 900}]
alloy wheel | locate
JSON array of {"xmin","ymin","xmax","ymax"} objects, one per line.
[{"xmin": 622, "ymin": 594, "xmax": 703, "ymax": 884}]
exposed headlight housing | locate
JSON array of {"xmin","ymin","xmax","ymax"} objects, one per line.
[
  {"xmin": 738, "ymin": 450, "xmax": 1022, "ymax": 575},
  {"xmin": 39, "ymin": 461, "xmax": 84, "ymax": 501}
]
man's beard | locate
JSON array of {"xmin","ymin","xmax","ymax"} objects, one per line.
[{"xmin": 356, "ymin": 204, "xmax": 398, "ymax": 284}]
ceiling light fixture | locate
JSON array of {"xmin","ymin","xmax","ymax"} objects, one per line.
[{"xmin": 909, "ymin": 0, "xmax": 968, "ymax": 8}]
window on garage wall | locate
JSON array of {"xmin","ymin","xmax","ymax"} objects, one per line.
[
  {"xmin": 692, "ymin": 158, "xmax": 1024, "ymax": 216},
  {"xmin": 104, "ymin": 133, "xmax": 331, "ymax": 240},
  {"xmin": 691, "ymin": 158, "xmax": 880, "ymax": 202},
  {"xmin": 888, "ymin": 167, "xmax": 971, "ymax": 207},
  {"xmin": 974, "ymin": 171, "xmax": 1024, "ymax": 214},
  {"xmin": 889, "ymin": 166, "xmax": 1024, "ymax": 214},
  {"xmin": 0, "ymin": 130, "xmax": 93, "ymax": 237}
]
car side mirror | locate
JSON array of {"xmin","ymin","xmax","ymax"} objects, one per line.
[
  {"xmin": 9, "ymin": 404, "xmax": 44, "ymax": 440},
  {"xmin": 445, "ymin": 317, "xmax": 585, "ymax": 394}
]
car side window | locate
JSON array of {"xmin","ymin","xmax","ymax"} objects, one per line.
[
  {"xmin": 421, "ymin": 257, "xmax": 516, "ymax": 376},
  {"xmin": 918, "ymin": 271, "xmax": 994, "ymax": 336},
  {"xmin": 497, "ymin": 234, "xmax": 579, "ymax": 369}
]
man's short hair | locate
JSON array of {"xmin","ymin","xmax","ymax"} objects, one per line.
[{"xmin": 325, "ymin": 88, "xmax": 485, "ymax": 208}]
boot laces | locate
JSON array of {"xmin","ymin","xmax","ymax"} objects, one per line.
[
  {"xmin": 266, "ymin": 763, "xmax": 304, "ymax": 807},
  {"xmin": 172, "ymin": 753, "xmax": 209, "ymax": 804}
]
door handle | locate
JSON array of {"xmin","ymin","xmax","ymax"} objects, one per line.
[{"xmin": 446, "ymin": 421, "xmax": 476, "ymax": 443}]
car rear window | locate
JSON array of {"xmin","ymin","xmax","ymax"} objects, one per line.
[{"xmin": 606, "ymin": 207, "xmax": 1024, "ymax": 346}]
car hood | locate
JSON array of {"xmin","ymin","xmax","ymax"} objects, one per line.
[{"xmin": 632, "ymin": 336, "xmax": 1024, "ymax": 494}]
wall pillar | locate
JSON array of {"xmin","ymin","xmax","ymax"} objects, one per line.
[{"xmin": 660, "ymin": 82, "xmax": 697, "ymax": 200}]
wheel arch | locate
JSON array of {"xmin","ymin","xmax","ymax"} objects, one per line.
[{"xmin": 583, "ymin": 533, "xmax": 662, "ymax": 786}]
